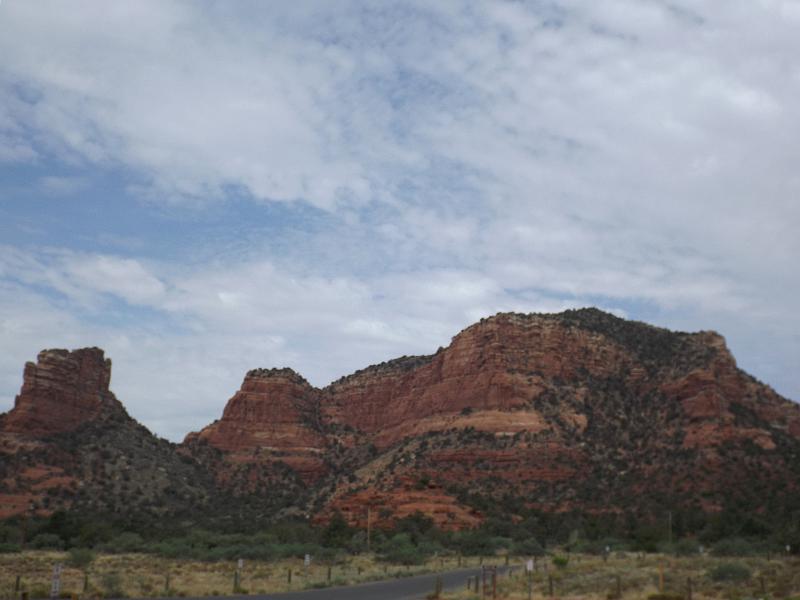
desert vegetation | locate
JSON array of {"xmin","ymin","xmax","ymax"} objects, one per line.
[{"xmin": 1, "ymin": 507, "xmax": 799, "ymax": 598}]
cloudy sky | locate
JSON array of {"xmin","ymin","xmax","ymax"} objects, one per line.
[{"xmin": 1, "ymin": 1, "xmax": 798, "ymax": 441}]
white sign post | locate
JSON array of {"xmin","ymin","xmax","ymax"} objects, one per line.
[{"xmin": 50, "ymin": 564, "xmax": 62, "ymax": 600}]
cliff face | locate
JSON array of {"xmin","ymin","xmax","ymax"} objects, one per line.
[
  {"xmin": 1, "ymin": 348, "xmax": 124, "ymax": 437},
  {"xmin": 185, "ymin": 368, "xmax": 329, "ymax": 483},
  {"xmin": 3, "ymin": 309, "xmax": 799, "ymax": 530},
  {"xmin": 183, "ymin": 309, "xmax": 800, "ymax": 529}
]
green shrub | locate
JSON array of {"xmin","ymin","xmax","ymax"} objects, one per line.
[
  {"xmin": 711, "ymin": 538, "xmax": 759, "ymax": 557},
  {"xmin": 31, "ymin": 533, "xmax": 64, "ymax": 550},
  {"xmin": 709, "ymin": 562, "xmax": 751, "ymax": 582},
  {"xmin": 66, "ymin": 548, "xmax": 96, "ymax": 570},
  {"xmin": 552, "ymin": 555, "xmax": 569, "ymax": 569},
  {"xmin": 513, "ymin": 538, "xmax": 545, "ymax": 556},
  {"xmin": 379, "ymin": 534, "xmax": 428, "ymax": 565},
  {"xmin": 673, "ymin": 539, "xmax": 700, "ymax": 556},
  {"xmin": 104, "ymin": 532, "xmax": 144, "ymax": 553},
  {"xmin": 0, "ymin": 542, "xmax": 21, "ymax": 553}
]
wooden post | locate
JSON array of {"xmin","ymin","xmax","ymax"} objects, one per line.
[
  {"xmin": 659, "ymin": 563, "xmax": 664, "ymax": 593},
  {"xmin": 687, "ymin": 577, "xmax": 693, "ymax": 600},
  {"xmin": 548, "ymin": 574, "xmax": 554, "ymax": 597},
  {"xmin": 15, "ymin": 575, "xmax": 20, "ymax": 593},
  {"xmin": 287, "ymin": 568, "xmax": 292, "ymax": 585},
  {"xmin": 492, "ymin": 568, "xmax": 497, "ymax": 598},
  {"xmin": 616, "ymin": 574, "xmax": 621, "ymax": 599},
  {"xmin": 165, "ymin": 572, "xmax": 170, "ymax": 594},
  {"xmin": 367, "ymin": 506, "xmax": 372, "ymax": 553},
  {"xmin": 527, "ymin": 570, "xmax": 533, "ymax": 600},
  {"xmin": 327, "ymin": 566, "xmax": 332, "ymax": 582},
  {"xmin": 83, "ymin": 572, "xmax": 89, "ymax": 593}
]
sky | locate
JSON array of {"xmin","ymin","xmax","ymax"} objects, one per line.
[{"xmin": 0, "ymin": 1, "xmax": 798, "ymax": 442}]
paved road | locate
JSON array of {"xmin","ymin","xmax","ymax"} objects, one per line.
[{"xmin": 179, "ymin": 566, "xmax": 507, "ymax": 600}]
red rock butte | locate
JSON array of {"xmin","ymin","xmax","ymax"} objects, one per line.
[{"xmin": 1, "ymin": 347, "xmax": 123, "ymax": 437}]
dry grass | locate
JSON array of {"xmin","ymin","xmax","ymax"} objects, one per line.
[
  {"xmin": 1, "ymin": 552, "xmax": 798, "ymax": 599},
  {"xmin": 0, "ymin": 551, "xmax": 479, "ymax": 598},
  {"xmin": 443, "ymin": 554, "xmax": 800, "ymax": 600}
]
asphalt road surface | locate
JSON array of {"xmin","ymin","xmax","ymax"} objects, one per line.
[{"xmin": 187, "ymin": 566, "xmax": 508, "ymax": 600}]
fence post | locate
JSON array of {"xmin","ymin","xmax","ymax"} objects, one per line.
[
  {"xmin": 287, "ymin": 568, "xmax": 292, "ymax": 585},
  {"xmin": 548, "ymin": 574, "xmax": 554, "ymax": 597},
  {"xmin": 687, "ymin": 576, "xmax": 692, "ymax": 600},
  {"xmin": 616, "ymin": 574, "xmax": 621, "ymax": 599}
]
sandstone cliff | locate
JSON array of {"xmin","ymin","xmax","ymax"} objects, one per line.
[{"xmin": 183, "ymin": 309, "xmax": 800, "ymax": 529}]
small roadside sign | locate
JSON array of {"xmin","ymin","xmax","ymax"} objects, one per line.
[
  {"xmin": 237, "ymin": 559, "xmax": 243, "ymax": 570},
  {"xmin": 50, "ymin": 564, "xmax": 62, "ymax": 600},
  {"xmin": 304, "ymin": 554, "xmax": 312, "ymax": 567},
  {"xmin": 526, "ymin": 559, "xmax": 533, "ymax": 572}
]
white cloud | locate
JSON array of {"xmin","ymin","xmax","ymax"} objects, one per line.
[{"xmin": 0, "ymin": 1, "xmax": 797, "ymax": 438}]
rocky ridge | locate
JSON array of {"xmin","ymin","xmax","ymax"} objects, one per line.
[
  {"xmin": 2, "ymin": 309, "xmax": 799, "ymax": 531},
  {"xmin": 184, "ymin": 309, "xmax": 800, "ymax": 529}
]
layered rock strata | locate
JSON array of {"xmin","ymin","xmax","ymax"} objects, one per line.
[{"xmin": 185, "ymin": 309, "xmax": 800, "ymax": 528}]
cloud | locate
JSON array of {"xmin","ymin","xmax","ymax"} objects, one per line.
[
  {"xmin": 38, "ymin": 175, "xmax": 88, "ymax": 196},
  {"xmin": 0, "ymin": 1, "xmax": 797, "ymax": 438}
]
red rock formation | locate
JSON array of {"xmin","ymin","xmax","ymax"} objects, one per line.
[
  {"xmin": 1, "ymin": 348, "xmax": 123, "ymax": 437},
  {"xmin": 323, "ymin": 314, "xmax": 636, "ymax": 447},
  {"xmin": 185, "ymin": 368, "xmax": 329, "ymax": 482},
  {"xmin": 184, "ymin": 309, "xmax": 800, "ymax": 529}
]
